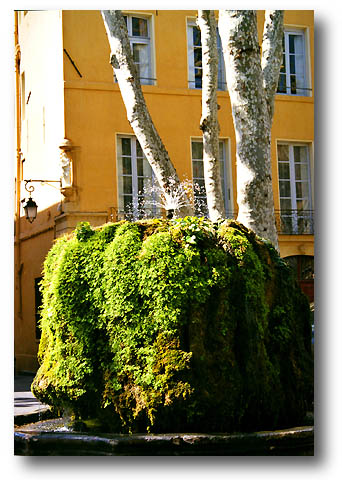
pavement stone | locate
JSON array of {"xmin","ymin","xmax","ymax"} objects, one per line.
[{"xmin": 14, "ymin": 374, "xmax": 50, "ymax": 425}]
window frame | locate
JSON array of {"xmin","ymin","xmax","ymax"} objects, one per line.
[
  {"xmin": 191, "ymin": 138, "xmax": 233, "ymax": 218},
  {"xmin": 186, "ymin": 18, "xmax": 226, "ymax": 91},
  {"xmin": 122, "ymin": 12, "xmax": 155, "ymax": 86},
  {"xmin": 116, "ymin": 134, "xmax": 159, "ymax": 220},
  {"xmin": 277, "ymin": 142, "xmax": 313, "ymax": 234},
  {"xmin": 277, "ymin": 28, "xmax": 310, "ymax": 97}
]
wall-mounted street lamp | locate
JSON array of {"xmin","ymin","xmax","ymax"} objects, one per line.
[
  {"xmin": 22, "ymin": 196, "xmax": 38, "ymax": 223},
  {"xmin": 22, "ymin": 179, "xmax": 62, "ymax": 223}
]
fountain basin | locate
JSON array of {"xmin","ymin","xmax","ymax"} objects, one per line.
[{"xmin": 15, "ymin": 419, "xmax": 314, "ymax": 456}]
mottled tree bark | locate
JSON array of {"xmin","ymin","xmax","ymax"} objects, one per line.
[
  {"xmin": 218, "ymin": 10, "xmax": 282, "ymax": 249},
  {"xmin": 101, "ymin": 10, "xmax": 193, "ymax": 217},
  {"xmin": 261, "ymin": 10, "xmax": 284, "ymax": 122},
  {"xmin": 197, "ymin": 10, "xmax": 225, "ymax": 222}
]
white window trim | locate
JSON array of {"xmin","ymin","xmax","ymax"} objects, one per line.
[
  {"xmin": 190, "ymin": 137, "xmax": 233, "ymax": 217},
  {"xmin": 122, "ymin": 12, "xmax": 156, "ymax": 86},
  {"xmin": 277, "ymin": 141, "xmax": 313, "ymax": 234},
  {"xmin": 304, "ymin": 27, "xmax": 312, "ymax": 97},
  {"xmin": 116, "ymin": 134, "xmax": 159, "ymax": 220},
  {"xmin": 277, "ymin": 142, "xmax": 313, "ymax": 209},
  {"xmin": 187, "ymin": 19, "xmax": 198, "ymax": 89},
  {"xmin": 277, "ymin": 27, "xmax": 311, "ymax": 97},
  {"xmin": 186, "ymin": 18, "xmax": 226, "ymax": 91}
]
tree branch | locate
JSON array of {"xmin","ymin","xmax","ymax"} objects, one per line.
[
  {"xmin": 197, "ymin": 10, "xmax": 225, "ymax": 221},
  {"xmin": 101, "ymin": 10, "xmax": 193, "ymax": 216},
  {"xmin": 261, "ymin": 10, "xmax": 284, "ymax": 123}
]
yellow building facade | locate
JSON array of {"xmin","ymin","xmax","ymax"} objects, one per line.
[{"xmin": 14, "ymin": 10, "xmax": 314, "ymax": 373}]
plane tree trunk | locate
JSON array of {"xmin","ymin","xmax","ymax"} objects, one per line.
[
  {"xmin": 218, "ymin": 10, "xmax": 283, "ymax": 249},
  {"xmin": 101, "ymin": 10, "xmax": 193, "ymax": 217},
  {"xmin": 197, "ymin": 10, "xmax": 225, "ymax": 222}
]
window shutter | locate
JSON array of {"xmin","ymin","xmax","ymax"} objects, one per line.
[{"xmin": 187, "ymin": 24, "xmax": 195, "ymax": 88}]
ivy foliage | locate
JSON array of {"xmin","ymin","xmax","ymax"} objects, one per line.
[{"xmin": 32, "ymin": 218, "xmax": 313, "ymax": 433}]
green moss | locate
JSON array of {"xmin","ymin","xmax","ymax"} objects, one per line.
[{"xmin": 32, "ymin": 218, "xmax": 313, "ymax": 433}]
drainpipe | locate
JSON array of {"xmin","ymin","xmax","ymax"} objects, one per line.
[{"xmin": 14, "ymin": 11, "xmax": 23, "ymax": 319}]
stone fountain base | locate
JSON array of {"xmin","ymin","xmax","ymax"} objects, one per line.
[{"xmin": 14, "ymin": 419, "xmax": 314, "ymax": 456}]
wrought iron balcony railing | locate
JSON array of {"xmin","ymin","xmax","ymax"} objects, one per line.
[
  {"xmin": 275, "ymin": 209, "xmax": 314, "ymax": 235},
  {"xmin": 108, "ymin": 207, "xmax": 314, "ymax": 236},
  {"xmin": 107, "ymin": 207, "xmax": 238, "ymax": 223}
]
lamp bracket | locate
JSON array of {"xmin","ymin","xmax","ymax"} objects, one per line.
[{"xmin": 24, "ymin": 179, "xmax": 62, "ymax": 194}]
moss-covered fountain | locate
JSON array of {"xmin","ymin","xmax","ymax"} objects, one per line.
[{"xmin": 15, "ymin": 217, "xmax": 313, "ymax": 455}]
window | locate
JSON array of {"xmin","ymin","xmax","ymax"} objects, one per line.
[
  {"xmin": 277, "ymin": 143, "xmax": 313, "ymax": 234},
  {"xmin": 117, "ymin": 135, "xmax": 160, "ymax": 220},
  {"xmin": 191, "ymin": 139, "xmax": 232, "ymax": 217},
  {"xmin": 277, "ymin": 30, "xmax": 310, "ymax": 96},
  {"xmin": 187, "ymin": 20, "xmax": 226, "ymax": 90},
  {"xmin": 123, "ymin": 14, "xmax": 154, "ymax": 85},
  {"xmin": 285, "ymin": 255, "xmax": 314, "ymax": 302}
]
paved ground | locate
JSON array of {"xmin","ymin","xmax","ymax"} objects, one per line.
[{"xmin": 14, "ymin": 374, "xmax": 50, "ymax": 424}]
